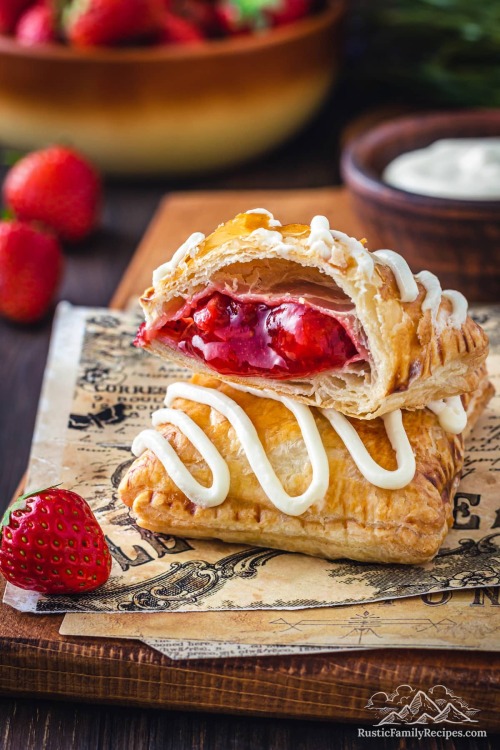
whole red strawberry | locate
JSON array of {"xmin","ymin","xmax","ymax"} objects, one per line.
[
  {"xmin": 215, "ymin": 0, "xmax": 311, "ymax": 34},
  {"xmin": 0, "ymin": 0, "xmax": 33, "ymax": 34},
  {"xmin": 265, "ymin": 0, "xmax": 311, "ymax": 27},
  {"xmin": 212, "ymin": 2, "xmax": 251, "ymax": 36},
  {"xmin": 0, "ymin": 487, "xmax": 112, "ymax": 594},
  {"xmin": 0, "ymin": 221, "xmax": 63, "ymax": 323},
  {"xmin": 161, "ymin": 11, "xmax": 204, "ymax": 44},
  {"xmin": 63, "ymin": 0, "xmax": 166, "ymax": 47},
  {"xmin": 168, "ymin": 0, "xmax": 219, "ymax": 37},
  {"xmin": 16, "ymin": 3, "xmax": 56, "ymax": 45},
  {"xmin": 4, "ymin": 146, "xmax": 101, "ymax": 242}
]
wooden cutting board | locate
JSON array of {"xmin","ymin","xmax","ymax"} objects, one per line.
[{"xmin": 1, "ymin": 188, "xmax": 499, "ymax": 730}]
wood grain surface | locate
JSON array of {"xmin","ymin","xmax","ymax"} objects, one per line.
[
  {"xmin": 1, "ymin": 577, "xmax": 500, "ymax": 729},
  {"xmin": 0, "ymin": 696, "xmax": 496, "ymax": 750},
  {"xmin": 1, "ymin": 188, "xmax": 499, "ymax": 735}
]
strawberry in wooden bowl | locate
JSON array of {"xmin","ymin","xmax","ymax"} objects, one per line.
[{"xmin": 0, "ymin": 0, "xmax": 346, "ymax": 174}]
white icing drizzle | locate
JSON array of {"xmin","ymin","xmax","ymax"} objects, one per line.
[
  {"xmin": 235, "ymin": 382, "xmax": 416, "ymax": 490},
  {"xmin": 371, "ymin": 250, "xmax": 469, "ymax": 329},
  {"xmin": 151, "ymin": 381, "xmax": 329, "ymax": 516},
  {"xmin": 442, "ymin": 290, "xmax": 468, "ymax": 329},
  {"xmin": 246, "ymin": 227, "xmax": 290, "ymax": 252},
  {"xmin": 373, "ymin": 249, "xmax": 419, "ymax": 302},
  {"xmin": 307, "ymin": 215, "xmax": 334, "ymax": 260},
  {"xmin": 245, "ymin": 213, "xmax": 375, "ymax": 275},
  {"xmin": 132, "ymin": 411, "xmax": 230, "ymax": 508},
  {"xmin": 152, "ymin": 232, "xmax": 205, "ymax": 285},
  {"xmin": 149, "ymin": 209, "xmax": 469, "ymax": 332},
  {"xmin": 243, "ymin": 214, "xmax": 469, "ymax": 330},
  {"xmin": 246, "ymin": 208, "xmax": 282, "ymax": 227},
  {"xmin": 130, "ymin": 380, "xmax": 451, "ymax": 517},
  {"xmin": 415, "ymin": 270, "xmax": 442, "ymax": 324},
  {"xmin": 329, "ymin": 227, "xmax": 375, "ymax": 277},
  {"xmin": 427, "ymin": 396, "xmax": 467, "ymax": 434},
  {"xmin": 320, "ymin": 408, "xmax": 416, "ymax": 490}
]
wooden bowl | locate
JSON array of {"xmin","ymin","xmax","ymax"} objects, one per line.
[
  {"xmin": 341, "ymin": 110, "xmax": 500, "ymax": 303},
  {"xmin": 0, "ymin": 3, "xmax": 345, "ymax": 175}
]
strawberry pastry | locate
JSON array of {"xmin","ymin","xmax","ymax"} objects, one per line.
[{"xmin": 135, "ymin": 209, "xmax": 488, "ymax": 419}]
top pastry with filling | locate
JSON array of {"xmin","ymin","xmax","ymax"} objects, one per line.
[{"xmin": 136, "ymin": 209, "xmax": 488, "ymax": 419}]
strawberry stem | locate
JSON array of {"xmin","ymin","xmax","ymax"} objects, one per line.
[{"xmin": 0, "ymin": 484, "xmax": 61, "ymax": 531}]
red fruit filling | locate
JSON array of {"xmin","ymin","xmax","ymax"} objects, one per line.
[{"xmin": 136, "ymin": 292, "xmax": 361, "ymax": 379}]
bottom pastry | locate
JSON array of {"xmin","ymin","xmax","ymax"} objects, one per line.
[{"xmin": 118, "ymin": 371, "xmax": 493, "ymax": 565}]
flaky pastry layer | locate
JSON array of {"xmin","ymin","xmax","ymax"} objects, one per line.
[{"xmin": 118, "ymin": 370, "xmax": 493, "ymax": 565}]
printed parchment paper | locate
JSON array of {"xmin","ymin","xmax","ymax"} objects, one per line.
[
  {"xmin": 138, "ymin": 640, "xmax": 366, "ymax": 660},
  {"xmin": 4, "ymin": 303, "xmax": 500, "ymax": 614},
  {"xmin": 61, "ymin": 585, "xmax": 500, "ymax": 657}
]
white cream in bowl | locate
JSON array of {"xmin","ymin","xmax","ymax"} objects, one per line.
[{"xmin": 383, "ymin": 138, "xmax": 500, "ymax": 200}]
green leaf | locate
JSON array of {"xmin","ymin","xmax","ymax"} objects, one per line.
[
  {"xmin": 0, "ymin": 485, "xmax": 61, "ymax": 531},
  {"xmin": 62, "ymin": 0, "xmax": 92, "ymax": 33},
  {"xmin": 1, "ymin": 497, "xmax": 28, "ymax": 531},
  {"xmin": 226, "ymin": 0, "xmax": 280, "ymax": 26},
  {"xmin": 2, "ymin": 149, "xmax": 25, "ymax": 168}
]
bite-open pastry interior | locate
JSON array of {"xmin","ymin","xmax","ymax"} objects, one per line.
[{"xmin": 136, "ymin": 209, "xmax": 488, "ymax": 419}]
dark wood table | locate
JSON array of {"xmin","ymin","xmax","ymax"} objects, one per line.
[{"xmin": 0, "ymin": 91, "xmax": 496, "ymax": 749}]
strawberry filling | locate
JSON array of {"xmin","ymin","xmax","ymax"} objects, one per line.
[{"xmin": 136, "ymin": 292, "xmax": 361, "ymax": 379}]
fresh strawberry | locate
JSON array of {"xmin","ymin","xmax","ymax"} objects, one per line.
[
  {"xmin": 0, "ymin": 0, "xmax": 33, "ymax": 35},
  {"xmin": 0, "ymin": 487, "xmax": 112, "ymax": 594},
  {"xmin": 265, "ymin": 0, "xmax": 310, "ymax": 27},
  {"xmin": 213, "ymin": 0, "xmax": 266, "ymax": 35},
  {"xmin": 0, "ymin": 221, "xmax": 63, "ymax": 323},
  {"xmin": 169, "ymin": 0, "xmax": 219, "ymax": 37},
  {"xmin": 15, "ymin": 3, "xmax": 56, "ymax": 45},
  {"xmin": 212, "ymin": 4, "xmax": 239, "ymax": 35},
  {"xmin": 63, "ymin": 0, "xmax": 166, "ymax": 47},
  {"xmin": 215, "ymin": 0, "xmax": 311, "ymax": 34},
  {"xmin": 161, "ymin": 11, "xmax": 204, "ymax": 43},
  {"xmin": 4, "ymin": 146, "xmax": 102, "ymax": 242}
]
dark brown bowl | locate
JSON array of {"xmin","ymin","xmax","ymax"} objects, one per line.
[{"xmin": 341, "ymin": 110, "xmax": 500, "ymax": 303}]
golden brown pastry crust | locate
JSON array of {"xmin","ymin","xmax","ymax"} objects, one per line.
[
  {"xmin": 138, "ymin": 212, "xmax": 489, "ymax": 419},
  {"xmin": 118, "ymin": 370, "xmax": 494, "ymax": 565}
]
